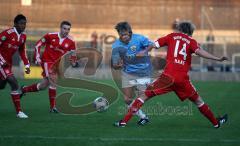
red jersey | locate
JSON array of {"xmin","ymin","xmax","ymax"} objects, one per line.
[
  {"xmin": 35, "ymin": 32, "xmax": 76, "ymax": 63},
  {"xmin": 0, "ymin": 27, "xmax": 29, "ymax": 67},
  {"xmin": 155, "ymin": 32, "xmax": 200, "ymax": 76}
]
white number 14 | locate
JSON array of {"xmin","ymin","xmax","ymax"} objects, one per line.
[{"xmin": 174, "ymin": 40, "xmax": 187, "ymax": 60}]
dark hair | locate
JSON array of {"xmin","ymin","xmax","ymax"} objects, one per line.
[
  {"xmin": 177, "ymin": 21, "xmax": 196, "ymax": 36},
  {"xmin": 115, "ymin": 21, "xmax": 132, "ymax": 34},
  {"xmin": 60, "ymin": 21, "xmax": 71, "ymax": 27},
  {"xmin": 14, "ymin": 14, "xmax": 27, "ymax": 24}
]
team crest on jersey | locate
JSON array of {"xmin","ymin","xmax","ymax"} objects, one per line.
[
  {"xmin": 8, "ymin": 44, "xmax": 12, "ymax": 48},
  {"xmin": 52, "ymin": 39, "xmax": 56, "ymax": 42},
  {"xmin": 12, "ymin": 38, "xmax": 15, "ymax": 41},
  {"xmin": 64, "ymin": 43, "xmax": 69, "ymax": 48},
  {"xmin": 21, "ymin": 38, "xmax": 24, "ymax": 43},
  {"xmin": 130, "ymin": 45, "xmax": 137, "ymax": 52},
  {"xmin": 1, "ymin": 36, "xmax": 6, "ymax": 41},
  {"xmin": 41, "ymin": 38, "xmax": 46, "ymax": 43}
]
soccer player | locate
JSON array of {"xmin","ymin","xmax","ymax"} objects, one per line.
[
  {"xmin": 114, "ymin": 21, "xmax": 228, "ymax": 128},
  {"xmin": 112, "ymin": 22, "xmax": 155, "ymax": 125},
  {"xmin": 0, "ymin": 14, "xmax": 30, "ymax": 118},
  {"xmin": 21, "ymin": 21, "xmax": 77, "ymax": 113}
]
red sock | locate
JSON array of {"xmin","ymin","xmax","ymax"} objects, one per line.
[
  {"xmin": 198, "ymin": 104, "xmax": 218, "ymax": 126},
  {"xmin": 122, "ymin": 98, "xmax": 144, "ymax": 123},
  {"xmin": 23, "ymin": 83, "xmax": 38, "ymax": 93},
  {"xmin": 11, "ymin": 93, "xmax": 21, "ymax": 113},
  {"xmin": 48, "ymin": 87, "xmax": 56, "ymax": 109}
]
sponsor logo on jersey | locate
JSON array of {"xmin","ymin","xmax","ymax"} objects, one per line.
[
  {"xmin": 130, "ymin": 45, "xmax": 137, "ymax": 52},
  {"xmin": 1, "ymin": 36, "xmax": 6, "ymax": 41}
]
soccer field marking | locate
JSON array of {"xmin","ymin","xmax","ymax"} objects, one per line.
[{"xmin": 1, "ymin": 135, "xmax": 240, "ymax": 143}]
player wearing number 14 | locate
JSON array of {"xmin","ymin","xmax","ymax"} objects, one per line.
[{"xmin": 114, "ymin": 21, "xmax": 228, "ymax": 128}]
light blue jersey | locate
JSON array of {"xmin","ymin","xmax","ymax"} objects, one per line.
[{"xmin": 112, "ymin": 34, "xmax": 153, "ymax": 77}]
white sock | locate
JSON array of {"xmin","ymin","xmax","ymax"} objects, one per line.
[{"xmin": 135, "ymin": 109, "xmax": 146, "ymax": 119}]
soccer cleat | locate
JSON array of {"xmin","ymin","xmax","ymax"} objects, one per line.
[
  {"xmin": 137, "ymin": 117, "xmax": 150, "ymax": 126},
  {"xmin": 214, "ymin": 114, "xmax": 228, "ymax": 128},
  {"xmin": 19, "ymin": 86, "xmax": 26, "ymax": 99},
  {"xmin": 50, "ymin": 107, "xmax": 59, "ymax": 113},
  {"xmin": 113, "ymin": 120, "xmax": 126, "ymax": 127},
  {"xmin": 16, "ymin": 111, "xmax": 28, "ymax": 118}
]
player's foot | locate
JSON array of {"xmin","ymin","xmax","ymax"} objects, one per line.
[
  {"xmin": 50, "ymin": 107, "xmax": 59, "ymax": 113},
  {"xmin": 19, "ymin": 86, "xmax": 26, "ymax": 99},
  {"xmin": 113, "ymin": 120, "xmax": 126, "ymax": 127},
  {"xmin": 214, "ymin": 114, "xmax": 228, "ymax": 128},
  {"xmin": 137, "ymin": 117, "xmax": 150, "ymax": 126},
  {"xmin": 16, "ymin": 111, "xmax": 28, "ymax": 118}
]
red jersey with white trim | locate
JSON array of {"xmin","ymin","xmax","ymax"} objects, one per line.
[
  {"xmin": 35, "ymin": 32, "xmax": 76, "ymax": 63},
  {"xmin": 0, "ymin": 27, "xmax": 29, "ymax": 66},
  {"xmin": 155, "ymin": 32, "xmax": 200, "ymax": 76}
]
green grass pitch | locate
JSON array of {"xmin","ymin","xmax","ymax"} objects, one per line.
[{"xmin": 0, "ymin": 79, "xmax": 239, "ymax": 146}]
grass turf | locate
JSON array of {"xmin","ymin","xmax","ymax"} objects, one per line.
[{"xmin": 0, "ymin": 79, "xmax": 239, "ymax": 146}]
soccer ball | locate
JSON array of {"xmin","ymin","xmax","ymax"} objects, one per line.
[{"xmin": 93, "ymin": 97, "xmax": 109, "ymax": 112}]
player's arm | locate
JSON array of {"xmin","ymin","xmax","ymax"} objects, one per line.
[
  {"xmin": 34, "ymin": 34, "xmax": 48, "ymax": 65},
  {"xmin": 69, "ymin": 42, "xmax": 78, "ymax": 68},
  {"xmin": 195, "ymin": 48, "xmax": 228, "ymax": 61},
  {"xmin": 19, "ymin": 41, "xmax": 30, "ymax": 74},
  {"xmin": 136, "ymin": 36, "xmax": 155, "ymax": 57},
  {"xmin": 0, "ymin": 31, "xmax": 8, "ymax": 66},
  {"xmin": 111, "ymin": 47, "xmax": 123, "ymax": 70}
]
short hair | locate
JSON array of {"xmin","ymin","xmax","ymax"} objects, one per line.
[
  {"xmin": 60, "ymin": 21, "xmax": 71, "ymax": 27},
  {"xmin": 115, "ymin": 21, "xmax": 132, "ymax": 34},
  {"xmin": 177, "ymin": 21, "xmax": 196, "ymax": 36},
  {"xmin": 14, "ymin": 14, "xmax": 27, "ymax": 24}
]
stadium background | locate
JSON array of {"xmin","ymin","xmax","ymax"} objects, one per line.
[
  {"xmin": 0, "ymin": 1, "xmax": 240, "ymax": 146},
  {"xmin": 0, "ymin": 0, "xmax": 240, "ymax": 80}
]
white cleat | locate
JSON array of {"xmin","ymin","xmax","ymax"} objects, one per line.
[{"xmin": 16, "ymin": 111, "xmax": 28, "ymax": 119}]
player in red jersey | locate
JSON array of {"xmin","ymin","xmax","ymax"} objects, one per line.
[
  {"xmin": 114, "ymin": 21, "xmax": 228, "ymax": 128},
  {"xmin": 21, "ymin": 21, "xmax": 77, "ymax": 113},
  {"xmin": 0, "ymin": 14, "xmax": 30, "ymax": 118}
]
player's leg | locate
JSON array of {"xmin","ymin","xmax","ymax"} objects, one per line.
[
  {"xmin": 48, "ymin": 73, "xmax": 59, "ymax": 113},
  {"xmin": 0, "ymin": 79, "xmax": 7, "ymax": 90},
  {"xmin": 174, "ymin": 79, "xmax": 227, "ymax": 128},
  {"xmin": 189, "ymin": 95, "xmax": 228, "ymax": 128},
  {"xmin": 123, "ymin": 86, "xmax": 148, "ymax": 124},
  {"xmin": 121, "ymin": 72, "xmax": 148, "ymax": 123},
  {"xmin": 115, "ymin": 74, "xmax": 173, "ymax": 127},
  {"xmin": 6, "ymin": 75, "xmax": 28, "ymax": 118},
  {"xmin": 22, "ymin": 77, "xmax": 49, "ymax": 94}
]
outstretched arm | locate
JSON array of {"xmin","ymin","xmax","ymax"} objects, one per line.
[{"xmin": 195, "ymin": 48, "xmax": 228, "ymax": 61}]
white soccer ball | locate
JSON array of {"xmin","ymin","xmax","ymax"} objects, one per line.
[{"xmin": 93, "ymin": 97, "xmax": 109, "ymax": 112}]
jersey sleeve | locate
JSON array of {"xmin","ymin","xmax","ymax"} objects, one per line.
[
  {"xmin": 0, "ymin": 30, "xmax": 9, "ymax": 65},
  {"xmin": 140, "ymin": 35, "xmax": 153, "ymax": 48},
  {"xmin": 34, "ymin": 34, "xmax": 49, "ymax": 61},
  {"xmin": 111, "ymin": 43, "xmax": 121, "ymax": 65},
  {"xmin": 154, "ymin": 34, "xmax": 169, "ymax": 49},
  {"xmin": 190, "ymin": 39, "xmax": 200, "ymax": 54},
  {"xmin": 0, "ymin": 30, "xmax": 8, "ymax": 47},
  {"xmin": 69, "ymin": 40, "xmax": 77, "ymax": 64},
  {"xmin": 19, "ymin": 37, "xmax": 30, "ymax": 67}
]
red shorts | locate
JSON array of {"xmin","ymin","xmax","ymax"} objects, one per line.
[
  {"xmin": 0, "ymin": 65, "xmax": 13, "ymax": 80},
  {"xmin": 145, "ymin": 73, "xmax": 199, "ymax": 101},
  {"xmin": 41, "ymin": 62, "xmax": 59, "ymax": 78}
]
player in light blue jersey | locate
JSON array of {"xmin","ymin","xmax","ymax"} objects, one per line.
[{"xmin": 112, "ymin": 22, "xmax": 155, "ymax": 125}]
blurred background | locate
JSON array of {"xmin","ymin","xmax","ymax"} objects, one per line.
[{"xmin": 0, "ymin": 0, "xmax": 239, "ymax": 81}]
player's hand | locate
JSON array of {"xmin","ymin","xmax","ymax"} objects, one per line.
[
  {"xmin": 136, "ymin": 50, "xmax": 146, "ymax": 58},
  {"xmin": 71, "ymin": 62, "xmax": 79, "ymax": 68},
  {"xmin": 25, "ymin": 67, "xmax": 31, "ymax": 74},
  {"xmin": 112, "ymin": 60, "xmax": 123, "ymax": 69},
  {"xmin": 219, "ymin": 56, "xmax": 228, "ymax": 62}
]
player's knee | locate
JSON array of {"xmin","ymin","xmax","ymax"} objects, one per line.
[{"xmin": 144, "ymin": 90, "xmax": 155, "ymax": 99}]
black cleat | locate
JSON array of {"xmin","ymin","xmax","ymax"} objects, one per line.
[
  {"xmin": 19, "ymin": 86, "xmax": 26, "ymax": 99},
  {"xmin": 215, "ymin": 114, "xmax": 228, "ymax": 128},
  {"xmin": 50, "ymin": 107, "xmax": 59, "ymax": 113},
  {"xmin": 137, "ymin": 117, "xmax": 150, "ymax": 126},
  {"xmin": 113, "ymin": 120, "xmax": 126, "ymax": 127}
]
